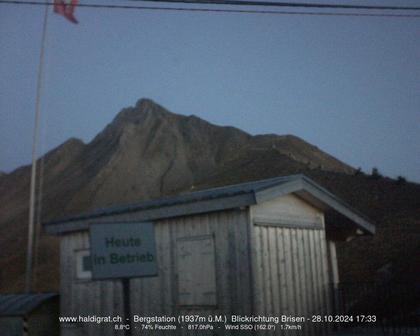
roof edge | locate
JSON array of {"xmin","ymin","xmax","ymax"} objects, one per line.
[
  {"xmin": 301, "ymin": 176, "xmax": 375, "ymax": 234},
  {"xmin": 45, "ymin": 193, "xmax": 256, "ymax": 235},
  {"xmin": 0, "ymin": 293, "xmax": 58, "ymax": 317},
  {"xmin": 44, "ymin": 174, "xmax": 375, "ymax": 235}
]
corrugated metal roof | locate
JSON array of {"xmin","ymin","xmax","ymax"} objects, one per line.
[
  {"xmin": 45, "ymin": 175, "xmax": 297, "ymax": 225},
  {"xmin": 0, "ymin": 293, "xmax": 58, "ymax": 317},
  {"xmin": 43, "ymin": 174, "xmax": 375, "ymax": 235}
]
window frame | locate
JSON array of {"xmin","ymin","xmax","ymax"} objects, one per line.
[{"xmin": 74, "ymin": 248, "xmax": 92, "ymax": 280}]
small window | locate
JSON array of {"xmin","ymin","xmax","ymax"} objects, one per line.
[
  {"xmin": 176, "ymin": 235, "xmax": 217, "ymax": 306},
  {"xmin": 75, "ymin": 249, "xmax": 92, "ymax": 280}
]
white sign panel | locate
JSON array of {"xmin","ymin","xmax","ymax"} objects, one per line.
[{"xmin": 90, "ymin": 222, "xmax": 158, "ymax": 279}]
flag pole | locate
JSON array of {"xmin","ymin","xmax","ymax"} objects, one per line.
[{"xmin": 25, "ymin": 1, "xmax": 49, "ymax": 294}]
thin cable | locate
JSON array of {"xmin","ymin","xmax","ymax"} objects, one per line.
[
  {"xmin": 1, "ymin": 0, "xmax": 420, "ymax": 18},
  {"xmin": 130, "ymin": 0, "xmax": 420, "ymax": 11}
]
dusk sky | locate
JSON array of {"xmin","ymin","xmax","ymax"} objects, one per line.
[{"xmin": 1, "ymin": 0, "xmax": 419, "ymax": 182}]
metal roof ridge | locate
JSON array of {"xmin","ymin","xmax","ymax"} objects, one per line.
[
  {"xmin": 0, "ymin": 293, "xmax": 58, "ymax": 317},
  {"xmin": 43, "ymin": 175, "xmax": 298, "ymax": 226},
  {"xmin": 299, "ymin": 175, "xmax": 375, "ymax": 225}
]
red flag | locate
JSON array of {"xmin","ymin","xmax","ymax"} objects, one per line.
[{"xmin": 53, "ymin": 0, "xmax": 79, "ymax": 24}]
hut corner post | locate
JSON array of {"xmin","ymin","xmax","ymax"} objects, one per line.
[{"xmin": 327, "ymin": 241, "xmax": 341, "ymax": 326}]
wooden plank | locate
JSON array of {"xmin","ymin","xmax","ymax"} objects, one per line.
[
  {"xmin": 148, "ymin": 221, "xmax": 164, "ymax": 315},
  {"xmin": 296, "ymin": 229, "xmax": 308, "ymax": 336},
  {"xmin": 173, "ymin": 216, "xmax": 181, "ymax": 323},
  {"xmin": 175, "ymin": 216, "xmax": 186, "ymax": 311},
  {"xmin": 71, "ymin": 234, "xmax": 79, "ymax": 318},
  {"xmin": 316, "ymin": 229, "xmax": 327, "ymax": 336},
  {"xmin": 304, "ymin": 230, "xmax": 313, "ymax": 314},
  {"xmin": 60, "ymin": 236, "xmax": 71, "ymax": 317},
  {"xmin": 263, "ymin": 226, "xmax": 272, "ymax": 317},
  {"xmin": 247, "ymin": 207, "xmax": 256, "ymax": 317},
  {"xmin": 253, "ymin": 222, "xmax": 265, "ymax": 316},
  {"xmin": 159, "ymin": 220, "xmax": 173, "ymax": 315},
  {"xmin": 252, "ymin": 194, "xmax": 322, "ymax": 222},
  {"xmin": 308, "ymin": 228, "xmax": 321, "ymax": 334},
  {"xmin": 93, "ymin": 279, "xmax": 101, "ymax": 336},
  {"xmin": 254, "ymin": 215, "xmax": 323, "ymax": 230},
  {"xmin": 235, "ymin": 210, "xmax": 245, "ymax": 312},
  {"xmin": 278, "ymin": 227, "xmax": 287, "ymax": 336},
  {"xmin": 70, "ymin": 234, "xmax": 80, "ymax": 317},
  {"xmin": 320, "ymin": 230, "xmax": 332, "ymax": 316},
  {"xmin": 105, "ymin": 282, "xmax": 115, "ymax": 336},
  {"xmin": 268, "ymin": 226, "xmax": 279, "ymax": 318},
  {"xmin": 328, "ymin": 241, "xmax": 340, "ymax": 285},
  {"xmin": 272, "ymin": 228, "xmax": 281, "ymax": 336},
  {"xmin": 303, "ymin": 230, "xmax": 314, "ymax": 336},
  {"xmin": 130, "ymin": 278, "xmax": 140, "ymax": 317},
  {"xmin": 255, "ymin": 224, "xmax": 266, "ymax": 336},
  {"xmin": 228, "ymin": 210, "xmax": 239, "ymax": 318},
  {"xmin": 315, "ymin": 230, "xmax": 324, "ymax": 313},
  {"xmin": 283, "ymin": 228, "xmax": 294, "ymax": 316},
  {"xmin": 236, "ymin": 209, "xmax": 251, "ymax": 315},
  {"xmin": 311, "ymin": 230, "xmax": 323, "ymax": 336},
  {"xmin": 149, "ymin": 222, "xmax": 161, "ymax": 315},
  {"xmin": 309, "ymin": 229, "xmax": 321, "ymax": 336},
  {"xmin": 261, "ymin": 226, "xmax": 270, "ymax": 317},
  {"xmin": 321, "ymin": 229, "xmax": 332, "ymax": 336},
  {"xmin": 290, "ymin": 228, "xmax": 301, "ymax": 316},
  {"xmin": 214, "ymin": 220, "xmax": 223, "ymax": 333},
  {"xmin": 236, "ymin": 209, "xmax": 246, "ymax": 315},
  {"xmin": 215, "ymin": 211, "xmax": 230, "ymax": 315},
  {"xmin": 276, "ymin": 229, "xmax": 287, "ymax": 336},
  {"xmin": 168, "ymin": 219, "xmax": 180, "ymax": 336},
  {"xmin": 227, "ymin": 210, "xmax": 239, "ymax": 314},
  {"xmin": 308, "ymin": 230, "xmax": 317, "ymax": 315},
  {"xmin": 113, "ymin": 280, "xmax": 123, "ymax": 325},
  {"xmin": 98, "ymin": 281, "xmax": 108, "ymax": 336}
]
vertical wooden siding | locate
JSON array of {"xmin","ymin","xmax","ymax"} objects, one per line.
[
  {"xmin": 61, "ymin": 232, "xmax": 124, "ymax": 336},
  {"xmin": 60, "ymin": 208, "xmax": 252, "ymax": 336},
  {"xmin": 251, "ymin": 194, "xmax": 331, "ymax": 336}
]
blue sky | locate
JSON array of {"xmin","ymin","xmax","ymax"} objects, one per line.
[{"xmin": 1, "ymin": 0, "xmax": 419, "ymax": 182}]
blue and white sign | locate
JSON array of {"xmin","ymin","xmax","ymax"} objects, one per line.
[{"xmin": 89, "ymin": 222, "xmax": 158, "ymax": 279}]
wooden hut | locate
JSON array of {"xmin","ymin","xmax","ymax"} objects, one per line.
[
  {"xmin": 0, "ymin": 293, "xmax": 59, "ymax": 336},
  {"xmin": 45, "ymin": 175, "xmax": 375, "ymax": 335}
]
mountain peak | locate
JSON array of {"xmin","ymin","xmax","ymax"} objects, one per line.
[
  {"xmin": 112, "ymin": 98, "xmax": 178, "ymax": 126},
  {"xmin": 98, "ymin": 99, "xmax": 354, "ymax": 174},
  {"xmin": 135, "ymin": 98, "xmax": 160, "ymax": 110}
]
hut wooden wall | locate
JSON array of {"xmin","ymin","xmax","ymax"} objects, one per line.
[
  {"xmin": 60, "ymin": 208, "xmax": 252, "ymax": 336},
  {"xmin": 60, "ymin": 232, "xmax": 124, "ymax": 336},
  {"xmin": 250, "ymin": 194, "xmax": 332, "ymax": 336}
]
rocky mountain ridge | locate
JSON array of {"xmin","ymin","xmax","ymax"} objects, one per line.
[{"xmin": 0, "ymin": 98, "xmax": 418, "ymax": 293}]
